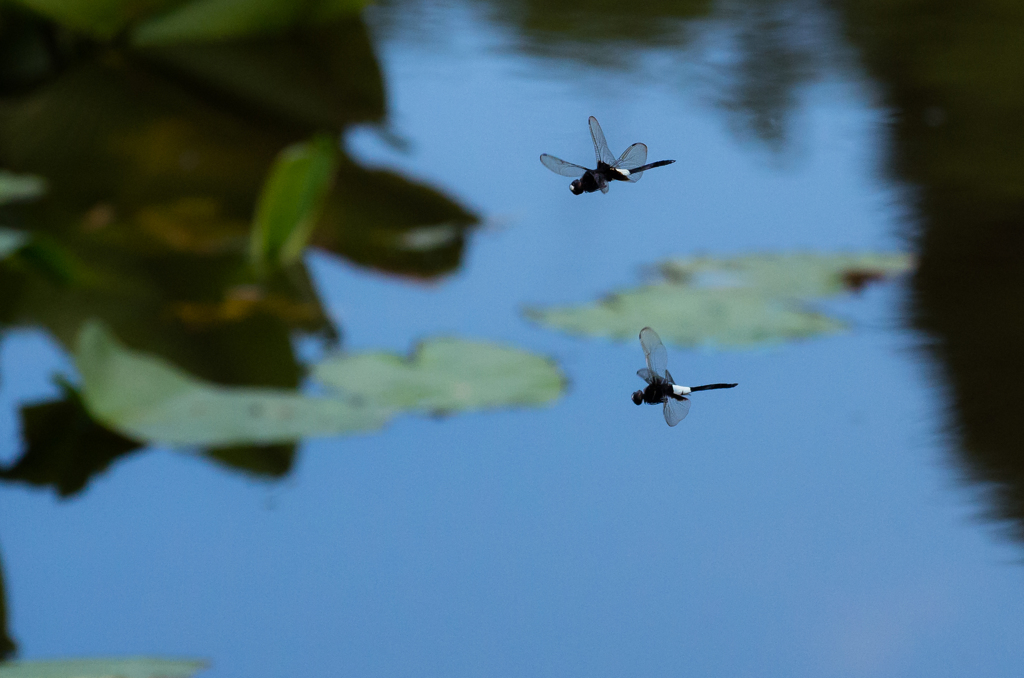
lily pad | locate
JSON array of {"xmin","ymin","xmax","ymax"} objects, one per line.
[
  {"xmin": 76, "ymin": 321, "xmax": 391, "ymax": 447},
  {"xmin": 526, "ymin": 253, "xmax": 913, "ymax": 347},
  {"xmin": 0, "ymin": 171, "xmax": 46, "ymax": 205},
  {"xmin": 0, "ymin": 657, "xmax": 206, "ymax": 678},
  {"xmin": 313, "ymin": 338, "xmax": 566, "ymax": 414}
]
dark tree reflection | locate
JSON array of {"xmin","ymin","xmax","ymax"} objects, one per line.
[{"xmin": 837, "ymin": 0, "xmax": 1024, "ymax": 538}]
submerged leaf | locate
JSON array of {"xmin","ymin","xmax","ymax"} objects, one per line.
[
  {"xmin": 526, "ymin": 253, "xmax": 913, "ymax": 347},
  {"xmin": 0, "ymin": 229, "xmax": 29, "ymax": 259},
  {"xmin": 314, "ymin": 338, "xmax": 566, "ymax": 414},
  {"xmin": 0, "ymin": 657, "xmax": 206, "ymax": 678},
  {"xmin": 250, "ymin": 135, "xmax": 338, "ymax": 269},
  {"xmin": 0, "ymin": 171, "xmax": 46, "ymax": 205},
  {"xmin": 75, "ymin": 321, "xmax": 390, "ymax": 446}
]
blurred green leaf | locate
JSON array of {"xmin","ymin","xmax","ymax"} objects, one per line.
[
  {"xmin": 0, "ymin": 657, "xmax": 206, "ymax": 678},
  {"xmin": 0, "ymin": 171, "xmax": 45, "ymax": 205},
  {"xmin": 250, "ymin": 135, "xmax": 338, "ymax": 269},
  {"xmin": 0, "ymin": 229, "xmax": 94, "ymax": 286},
  {"xmin": 314, "ymin": 338, "xmax": 566, "ymax": 414},
  {"xmin": 526, "ymin": 253, "xmax": 913, "ymax": 347},
  {"xmin": 132, "ymin": 0, "xmax": 368, "ymax": 45},
  {"xmin": 76, "ymin": 320, "xmax": 390, "ymax": 446},
  {"xmin": 0, "ymin": 229, "xmax": 28, "ymax": 259},
  {"xmin": 5, "ymin": 0, "xmax": 177, "ymax": 40}
]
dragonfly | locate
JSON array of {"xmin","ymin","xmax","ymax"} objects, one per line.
[
  {"xmin": 540, "ymin": 116, "xmax": 676, "ymax": 195},
  {"xmin": 632, "ymin": 327, "xmax": 737, "ymax": 426}
]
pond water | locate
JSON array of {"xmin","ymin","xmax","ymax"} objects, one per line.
[{"xmin": 1, "ymin": 1, "xmax": 1024, "ymax": 677}]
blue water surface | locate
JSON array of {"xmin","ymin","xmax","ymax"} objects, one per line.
[{"xmin": 2, "ymin": 3, "xmax": 1022, "ymax": 678}]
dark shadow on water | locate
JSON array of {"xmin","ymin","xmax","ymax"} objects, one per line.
[
  {"xmin": 0, "ymin": 382, "xmax": 143, "ymax": 497},
  {"xmin": 835, "ymin": 0, "xmax": 1024, "ymax": 540}
]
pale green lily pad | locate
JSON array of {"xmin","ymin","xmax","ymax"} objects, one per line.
[
  {"xmin": 0, "ymin": 229, "xmax": 29, "ymax": 259},
  {"xmin": 0, "ymin": 171, "xmax": 46, "ymax": 205},
  {"xmin": 526, "ymin": 253, "xmax": 913, "ymax": 347},
  {"xmin": 0, "ymin": 657, "xmax": 206, "ymax": 678},
  {"xmin": 76, "ymin": 321, "xmax": 390, "ymax": 446},
  {"xmin": 313, "ymin": 338, "xmax": 566, "ymax": 414}
]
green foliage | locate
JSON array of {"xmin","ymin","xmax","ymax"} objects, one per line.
[
  {"xmin": 249, "ymin": 135, "xmax": 339, "ymax": 270},
  {"xmin": 132, "ymin": 0, "xmax": 368, "ymax": 46},
  {"xmin": 5, "ymin": 0, "xmax": 177, "ymax": 40},
  {"xmin": 6, "ymin": 0, "xmax": 367, "ymax": 43},
  {"xmin": 0, "ymin": 658, "xmax": 206, "ymax": 678},
  {"xmin": 526, "ymin": 253, "xmax": 913, "ymax": 348},
  {"xmin": 0, "ymin": 171, "xmax": 46, "ymax": 205},
  {"xmin": 75, "ymin": 320, "xmax": 390, "ymax": 446},
  {"xmin": 314, "ymin": 338, "xmax": 566, "ymax": 414}
]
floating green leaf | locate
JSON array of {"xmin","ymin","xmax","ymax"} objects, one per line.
[
  {"xmin": 249, "ymin": 135, "xmax": 338, "ymax": 269},
  {"xmin": 526, "ymin": 253, "xmax": 913, "ymax": 347},
  {"xmin": 76, "ymin": 321, "xmax": 390, "ymax": 447},
  {"xmin": 0, "ymin": 171, "xmax": 46, "ymax": 205},
  {"xmin": 314, "ymin": 338, "xmax": 566, "ymax": 414},
  {"xmin": 0, "ymin": 657, "xmax": 206, "ymax": 678},
  {"xmin": 132, "ymin": 0, "xmax": 367, "ymax": 45}
]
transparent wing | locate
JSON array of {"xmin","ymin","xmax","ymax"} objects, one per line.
[
  {"xmin": 639, "ymin": 327, "xmax": 668, "ymax": 378},
  {"xmin": 540, "ymin": 154, "xmax": 587, "ymax": 178},
  {"xmin": 599, "ymin": 183, "xmax": 609, "ymax": 194},
  {"xmin": 589, "ymin": 116, "xmax": 616, "ymax": 166},
  {"xmin": 637, "ymin": 368, "xmax": 655, "ymax": 384},
  {"xmin": 664, "ymin": 369, "xmax": 676, "ymax": 386},
  {"xmin": 663, "ymin": 397, "xmax": 691, "ymax": 426},
  {"xmin": 613, "ymin": 142, "xmax": 648, "ymax": 182}
]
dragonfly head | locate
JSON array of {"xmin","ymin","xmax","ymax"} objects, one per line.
[
  {"xmin": 631, "ymin": 389, "xmax": 644, "ymax": 405},
  {"xmin": 570, "ymin": 179, "xmax": 584, "ymax": 195}
]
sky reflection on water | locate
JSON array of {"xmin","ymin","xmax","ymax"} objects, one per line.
[{"xmin": 2, "ymin": 0, "xmax": 1024, "ymax": 677}]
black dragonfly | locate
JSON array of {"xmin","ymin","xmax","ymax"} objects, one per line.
[
  {"xmin": 540, "ymin": 116, "xmax": 676, "ymax": 195},
  {"xmin": 632, "ymin": 327, "xmax": 738, "ymax": 426}
]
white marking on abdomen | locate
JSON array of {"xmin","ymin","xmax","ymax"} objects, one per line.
[
  {"xmin": 616, "ymin": 168, "xmax": 631, "ymax": 177},
  {"xmin": 672, "ymin": 384, "xmax": 691, "ymax": 396}
]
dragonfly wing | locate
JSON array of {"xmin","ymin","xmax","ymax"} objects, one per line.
[
  {"xmin": 589, "ymin": 116, "xmax": 617, "ymax": 166},
  {"xmin": 639, "ymin": 327, "xmax": 668, "ymax": 378},
  {"xmin": 663, "ymin": 397, "xmax": 691, "ymax": 426},
  {"xmin": 637, "ymin": 367, "xmax": 655, "ymax": 384},
  {"xmin": 664, "ymin": 369, "xmax": 675, "ymax": 386},
  {"xmin": 614, "ymin": 142, "xmax": 649, "ymax": 183},
  {"xmin": 540, "ymin": 154, "xmax": 587, "ymax": 178},
  {"xmin": 600, "ymin": 183, "xmax": 610, "ymax": 194}
]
